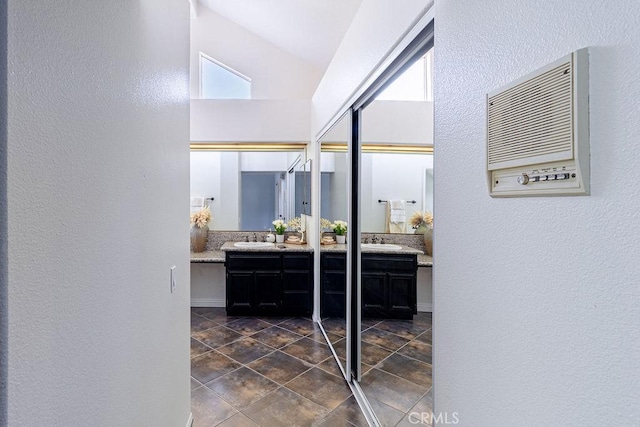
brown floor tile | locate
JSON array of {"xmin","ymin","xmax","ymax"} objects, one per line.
[
  {"xmin": 281, "ymin": 337, "xmax": 332, "ymax": 365},
  {"xmin": 328, "ymin": 396, "xmax": 369, "ymax": 427},
  {"xmin": 361, "ymin": 318, "xmax": 382, "ymax": 329},
  {"xmin": 374, "ymin": 319, "xmax": 424, "ymax": 340},
  {"xmin": 191, "ymin": 351, "xmax": 242, "ymax": 384},
  {"xmin": 191, "ymin": 312, "xmax": 219, "ymax": 333},
  {"xmin": 251, "ymin": 326, "xmax": 303, "ymax": 349},
  {"xmin": 243, "ymin": 387, "xmax": 329, "ymax": 426},
  {"xmin": 396, "ymin": 389, "xmax": 433, "ymax": 426},
  {"xmin": 248, "ymin": 351, "xmax": 311, "ymax": 384},
  {"xmin": 191, "ymin": 326, "xmax": 244, "ymax": 349},
  {"xmin": 205, "ymin": 367, "xmax": 279, "ymax": 410},
  {"xmin": 321, "ymin": 318, "xmax": 347, "ymax": 337},
  {"xmin": 217, "ymin": 412, "xmax": 260, "ymax": 427},
  {"xmin": 278, "ymin": 317, "xmax": 317, "ymax": 336},
  {"xmin": 415, "ymin": 329, "xmax": 432, "ymax": 345},
  {"xmin": 314, "ymin": 413, "xmax": 357, "ymax": 427},
  {"xmin": 191, "ymin": 386, "xmax": 238, "ymax": 427},
  {"xmin": 359, "ymin": 368, "xmax": 428, "ymax": 413},
  {"xmin": 307, "ymin": 328, "xmax": 342, "ymax": 345},
  {"xmin": 225, "ymin": 318, "xmax": 273, "ymax": 336},
  {"xmin": 361, "ymin": 328, "xmax": 410, "ymax": 351},
  {"xmin": 317, "ymin": 356, "xmax": 345, "ymax": 378},
  {"xmin": 191, "ymin": 338, "xmax": 213, "ymax": 358},
  {"xmin": 360, "ymin": 341, "xmax": 393, "ymax": 366},
  {"xmin": 368, "ymin": 397, "xmax": 406, "ymax": 426},
  {"xmin": 217, "ymin": 337, "xmax": 275, "ymax": 364},
  {"xmin": 285, "ymin": 368, "xmax": 352, "ymax": 411},
  {"xmin": 333, "ymin": 338, "xmax": 347, "ymax": 360},
  {"xmin": 191, "ymin": 377, "xmax": 201, "ymax": 390},
  {"xmin": 192, "ymin": 307, "xmax": 244, "ymax": 325},
  {"xmin": 377, "ymin": 353, "xmax": 432, "ymax": 388},
  {"xmin": 397, "ymin": 340, "xmax": 432, "ymax": 364},
  {"xmin": 256, "ymin": 316, "xmax": 292, "ymax": 326}
]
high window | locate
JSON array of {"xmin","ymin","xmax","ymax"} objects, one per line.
[
  {"xmin": 199, "ymin": 53, "xmax": 251, "ymax": 99},
  {"xmin": 376, "ymin": 48, "xmax": 434, "ymax": 101}
]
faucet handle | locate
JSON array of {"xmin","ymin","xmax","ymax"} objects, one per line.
[
  {"xmin": 252, "ymin": 233, "xmax": 257, "ymax": 242},
  {"xmin": 243, "ymin": 235, "xmax": 249, "ymax": 242}
]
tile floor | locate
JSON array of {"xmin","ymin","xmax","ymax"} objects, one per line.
[{"xmin": 190, "ymin": 308, "xmax": 433, "ymax": 426}]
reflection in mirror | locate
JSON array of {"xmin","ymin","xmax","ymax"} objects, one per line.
[
  {"xmin": 323, "ymin": 150, "xmax": 433, "ymax": 233},
  {"xmin": 318, "ymin": 111, "xmax": 350, "ymax": 379},
  {"xmin": 190, "ymin": 149, "xmax": 306, "ymax": 231},
  {"xmin": 356, "ymin": 45, "xmax": 434, "ymax": 424}
]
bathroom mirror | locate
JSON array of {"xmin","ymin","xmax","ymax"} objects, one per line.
[
  {"xmin": 190, "ymin": 148, "xmax": 307, "ymax": 231},
  {"xmin": 318, "ymin": 111, "xmax": 350, "ymax": 379},
  {"xmin": 322, "ymin": 149, "xmax": 432, "ymax": 234}
]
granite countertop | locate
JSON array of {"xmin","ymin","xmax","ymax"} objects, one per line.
[
  {"xmin": 220, "ymin": 241, "xmax": 314, "ymax": 253},
  {"xmin": 320, "ymin": 244, "xmax": 424, "ymax": 255},
  {"xmin": 417, "ymin": 254, "xmax": 433, "ymax": 267},
  {"xmin": 190, "ymin": 250, "xmax": 225, "ymax": 263}
]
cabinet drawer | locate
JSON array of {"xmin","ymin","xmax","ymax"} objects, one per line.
[
  {"xmin": 321, "ymin": 253, "xmax": 346, "ymax": 270},
  {"xmin": 361, "ymin": 255, "xmax": 415, "ymax": 272},
  {"xmin": 226, "ymin": 253, "xmax": 281, "ymax": 270},
  {"xmin": 283, "ymin": 254, "xmax": 312, "ymax": 270}
]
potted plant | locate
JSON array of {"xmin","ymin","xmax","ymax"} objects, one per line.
[
  {"xmin": 190, "ymin": 206, "xmax": 212, "ymax": 252},
  {"xmin": 409, "ymin": 210, "xmax": 433, "ymax": 256},
  {"xmin": 272, "ymin": 219, "xmax": 288, "ymax": 243},
  {"xmin": 331, "ymin": 220, "xmax": 348, "ymax": 244}
]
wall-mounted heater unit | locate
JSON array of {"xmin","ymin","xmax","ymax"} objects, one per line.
[{"xmin": 487, "ymin": 48, "xmax": 589, "ymax": 197}]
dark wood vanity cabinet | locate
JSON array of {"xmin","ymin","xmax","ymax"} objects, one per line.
[
  {"xmin": 321, "ymin": 252, "xmax": 417, "ymax": 319},
  {"xmin": 225, "ymin": 252, "xmax": 312, "ymax": 316}
]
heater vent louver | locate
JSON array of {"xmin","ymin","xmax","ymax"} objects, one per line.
[
  {"xmin": 488, "ymin": 61, "xmax": 573, "ymax": 170},
  {"xmin": 486, "ymin": 48, "xmax": 589, "ymax": 197}
]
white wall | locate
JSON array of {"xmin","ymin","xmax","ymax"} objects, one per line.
[
  {"xmin": 6, "ymin": 1, "xmax": 191, "ymax": 426},
  {"xmin": 190, "ymin": 7, "xmax": 322, "ymax": 100},
  {"xmin": 362, "ymin": 100, "xmax": 433, "ymax": 145},
  {"xmin": 435, "ymin": 0, "xmax": 640, "ymax": 424},
  {"xmin": 190, "ymin": 99, "xmax": 311, "ymax": 142}
]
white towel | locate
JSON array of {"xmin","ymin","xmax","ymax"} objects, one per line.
[
  {"xmin": 190, "ymin": 196, "xmax": 205, "ymax": 208},
  {"xmin": 385, "ymin": 200, "xmax": 407, "ymax": 233},
  {"xmin": 389, "ymin": 199, "xmax": 406, "ymax": 223}
]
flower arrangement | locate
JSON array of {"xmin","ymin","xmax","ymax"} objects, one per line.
[
  {"xmin": 190, "ymin": 206, "xmax": 212, "ymax": 228},
  {"xmin": 330, "ymin": 220, "xmax": 348, "ymax": 236},
  {"xmin": 409, "ymin": 210, "xmax": 433, "ymax": 230},
  {"xmin": 272, "ymin": 219, "xmax": 288, "ymax": 235},
  {"xmin": 288, "ymin": 216, "xmax": 302, "ymax": 230},
  {"xmin": 320, "ymin": 218, "xmax": 333, "ymax": 230}
]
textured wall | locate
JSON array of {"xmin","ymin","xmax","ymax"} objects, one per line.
[
  {"xmin": 434, "ymin": 0, "xmax": 640, "ymax": 424},
  {"xmin": 7, "ymin": 1, "xmax": 191, "ymax": 425},
  {"xmin": 0, "ymin": 1, "xmax": 7, "ymax": 425}
]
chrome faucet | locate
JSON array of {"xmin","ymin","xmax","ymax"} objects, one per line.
[
  {"xmin": 252, "ymin": 233, "xmax": 257, "ymax": 242},
  {"xmin": 380, "ymin": 237, "xmax": 386, "ymax": 244},
  {"xmin": 243, "ymin": 235, "xmax": 249, "ymax": 242},
  {"xmin": 371, "ymin": 235, "xmax": 378, "ymax": 244}
]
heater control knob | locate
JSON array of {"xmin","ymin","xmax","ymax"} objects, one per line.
[{"xmin": 516, "ymin": 173, "xmax": 530, "ymax": 185}]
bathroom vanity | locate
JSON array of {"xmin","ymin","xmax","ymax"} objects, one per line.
[
  {"xmin": 321, "ymin": 245, "xmax": 423, "ymax": 319},
  {"xmin": 222, "ymin": 242, "xmax": 313, "ymax": 316}
]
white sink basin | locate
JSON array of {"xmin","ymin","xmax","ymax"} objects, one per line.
[
  {"xmin": 234, "ymin": 242, "xmax": 275, "ymax": 248},
  {"xmin": 361, "ymin": 243, "xmax": 402, "ymax": 250}
]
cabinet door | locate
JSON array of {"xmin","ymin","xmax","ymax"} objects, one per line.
[
  {"xmin": 321, "ymin": 270, "xmax": 346, "ymax": 317},
  {"xmin": 227, "ymin": 271, "xmax": 254, "ymax": 311},
  {"xmin": 362, "ymin": 272, "xmax": 386, "ymax": 317},
  {"xmin": 254, "ymin": 271, "xmax": 281, "ymax": 312},
  {"xmin": 387, "ymin": 272, "xmax": 416, "ymax": 316},
  {"xmin": 282, "ymin": 270, "xmax": 312, "ymax": 313}
]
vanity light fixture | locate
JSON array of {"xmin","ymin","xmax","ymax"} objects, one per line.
[
  {"xmin": 190, "ymin": 142, "xmax": 308, "ymax": 152},
  {"xmin": 321, "ymin": 143, "xmax": 433, "ymax": 154}
]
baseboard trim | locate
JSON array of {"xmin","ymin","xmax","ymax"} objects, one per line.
[
  {"xmin": 417, "ymin": 303, "xmax": 433, "ymax": 312},
  {"xmin": 186, "ymin": 412, "xmax": 193, "ymax": 427},
  {"xmin": 190, "ymin": 298, "xmax": 225, "ymax": 308}
]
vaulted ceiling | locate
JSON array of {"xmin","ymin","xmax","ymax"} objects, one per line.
[{"xmin": 196, "ymin": 0, "xmax": 363, "ymax": 71}]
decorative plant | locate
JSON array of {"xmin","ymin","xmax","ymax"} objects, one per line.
[
  {"xmin": 272, "ymin": 219, "xmax": 288, "ymax": 235},
  {"xmin": 330, "ymin": 220, "xmax": 348, "ymax": 236},
  {"xmin": 409, "ymin": 210, "xmax": 433, "ymax": 230},
  {"xmin": 320, "ymin": 218, "xmax": 333, "ymax": 230},
  {"xmin": 288, "ymin": 216, "xmax": 302, "ymax": 230},
  {"xmin": 190, "ymin": 206, "xmax": 212, "ymax": 228}
]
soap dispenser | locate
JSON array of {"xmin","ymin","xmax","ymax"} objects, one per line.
[{"xmin": 266, "ymin": 229, "xmax": 275, "ymax": 243}]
